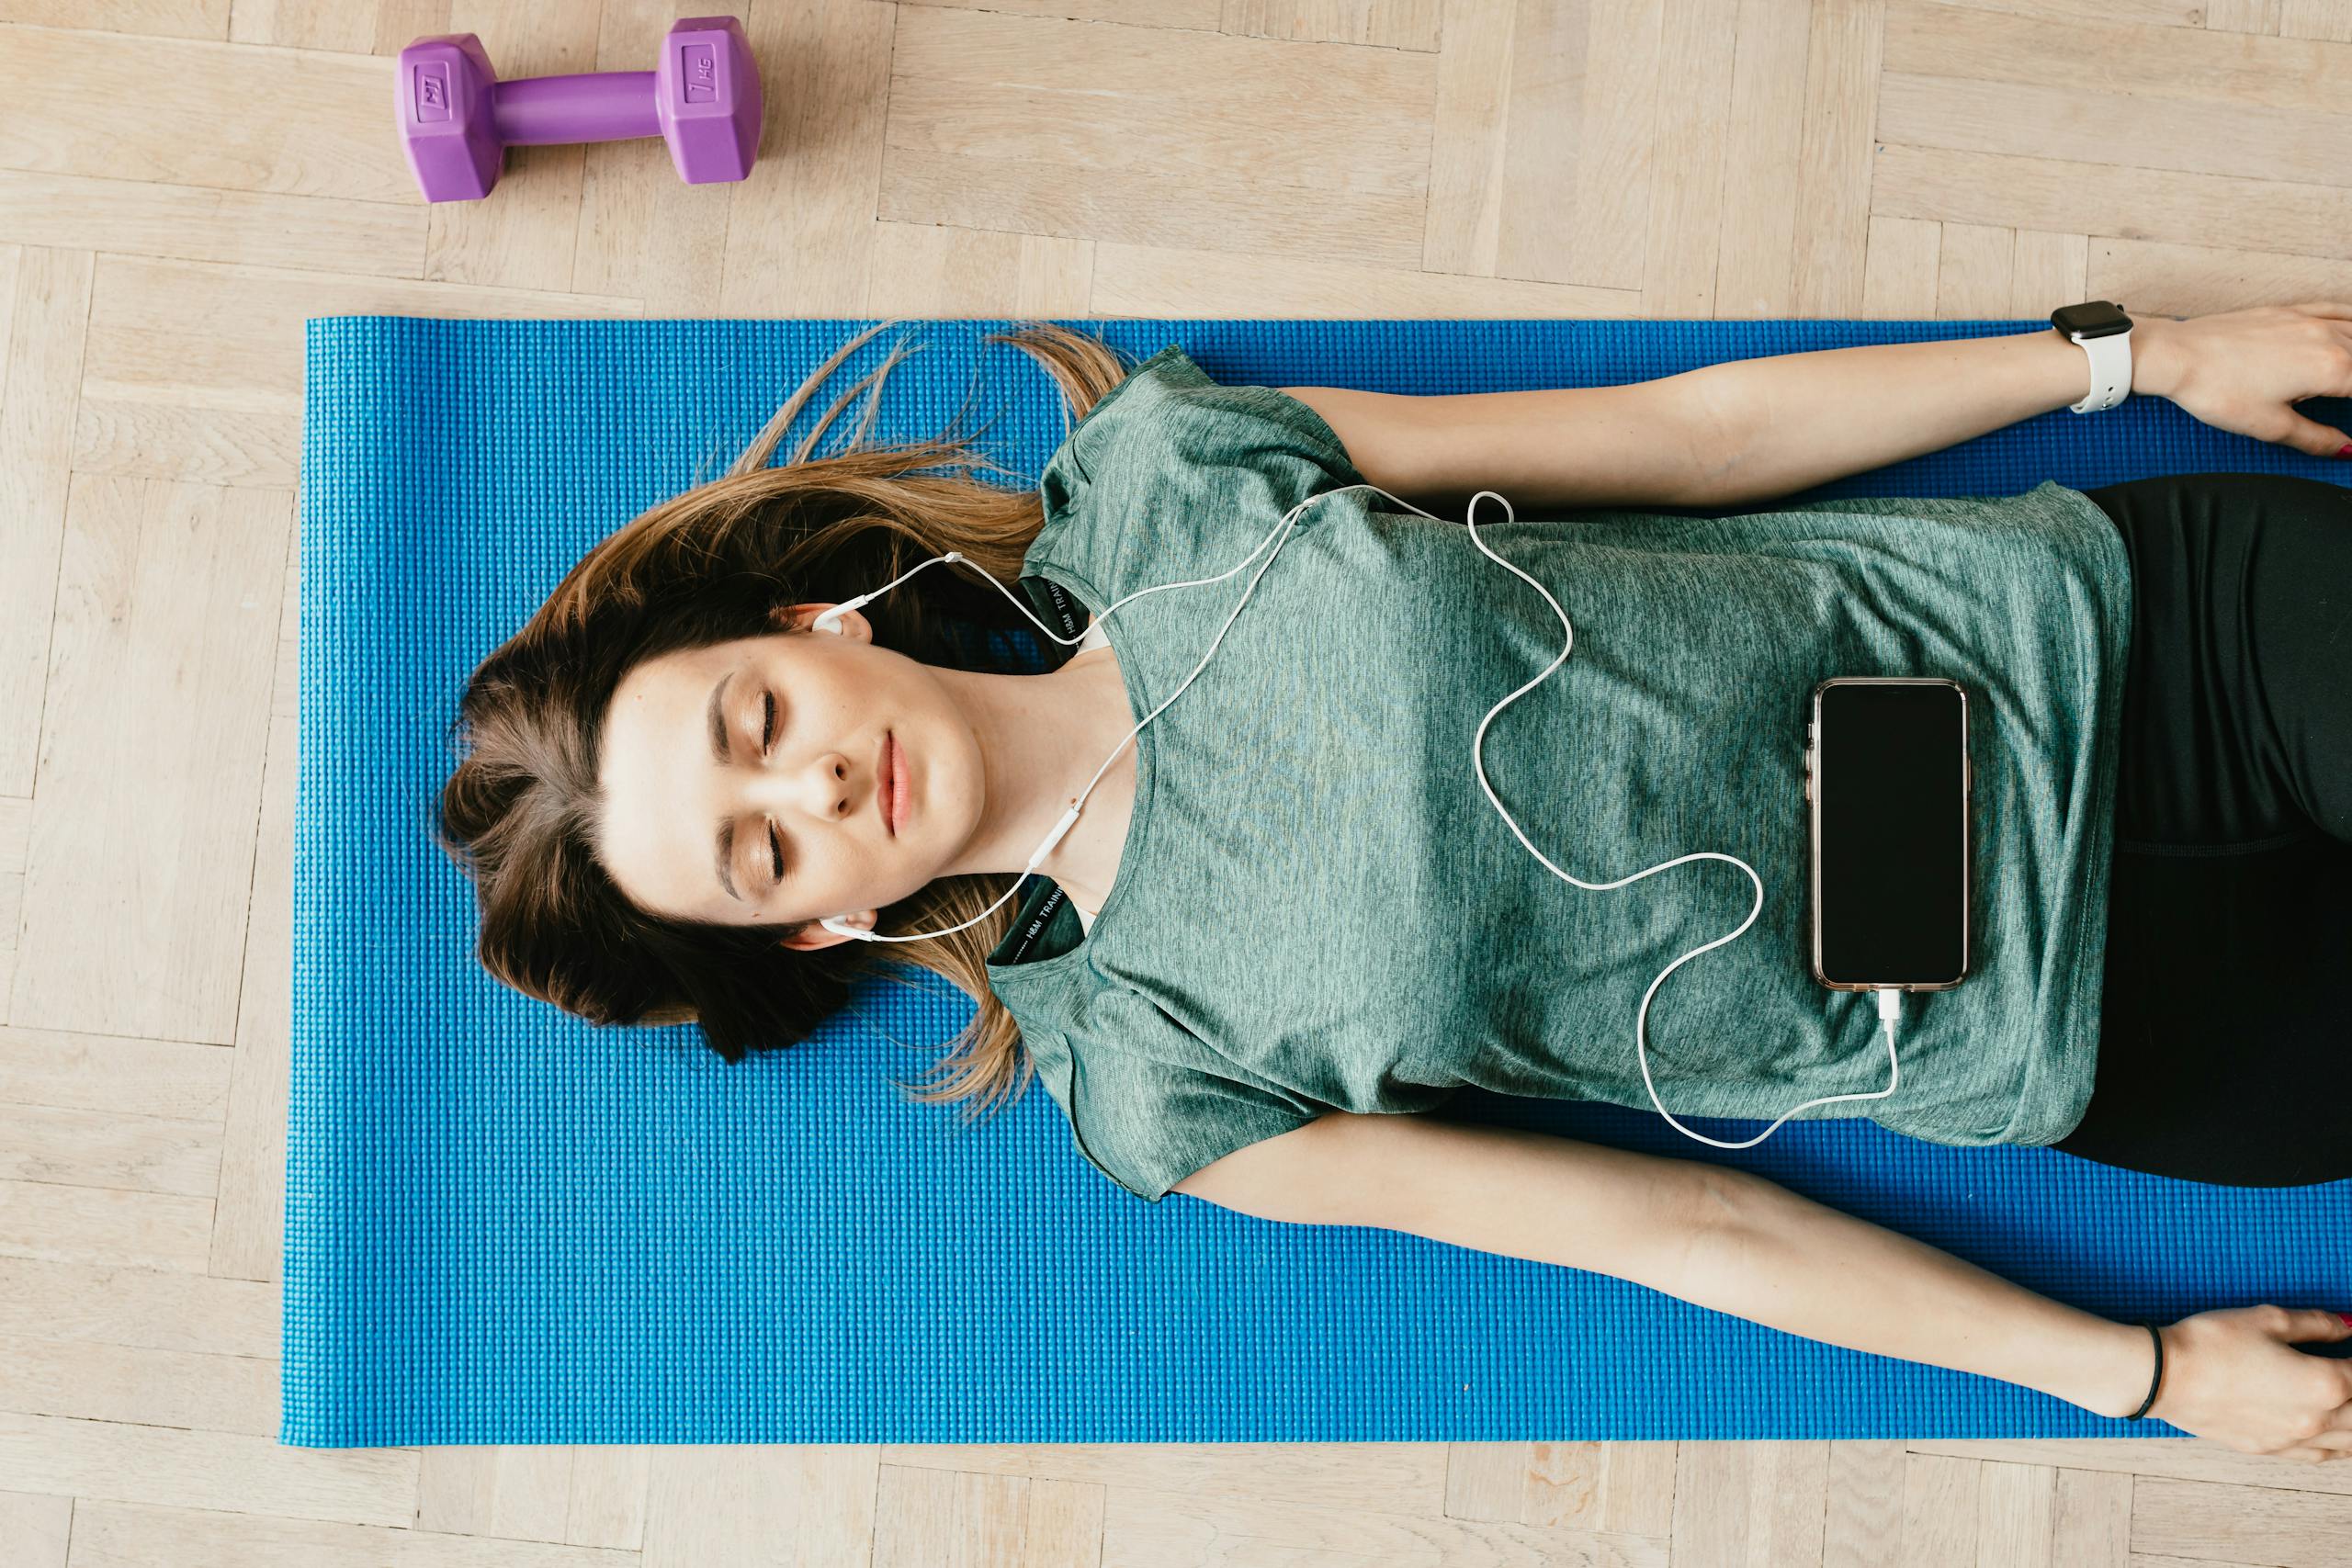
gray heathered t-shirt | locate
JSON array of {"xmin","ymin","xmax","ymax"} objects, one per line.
[{"xmin": 985, "ymin": 344, "xmax": 2132, "ymax": 1201}]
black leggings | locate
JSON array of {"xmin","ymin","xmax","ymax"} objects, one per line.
[{"xmin": 2045, "ymin": 473, "xmax": 2351, "ymax": 1187}]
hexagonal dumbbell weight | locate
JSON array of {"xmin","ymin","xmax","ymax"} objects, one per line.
[{"xmin": 396, "ymin": 16, "xmax": 763, "ymax": 202}]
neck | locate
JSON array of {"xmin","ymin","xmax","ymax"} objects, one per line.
[{"xmin": 928, "ymin": 650, "xmax": 1132, "ymax": 899}]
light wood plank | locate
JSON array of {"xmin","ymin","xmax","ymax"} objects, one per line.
[
  {"xmin": 1087, "ymin": 235, "xmax": 1646, "ymax": 319},
  {"xmin": 1714, "ymin": 0, "xmax": 1819, "ymax": 317},
  {"xmin": 926, "ymin": 0, "xmax": 1221, "ymax": 28},
  {"xmin": 229, "ymin": 0, "xmax": 453, "ymax": 54},
  {"xmin": 0, "ymin": 246, "xmax": 89, "ymax": 800},
  {"xmin": 2132, "ymin": 1472, "xmax": 2352, "ymax": 1565},
  {"xmin": 0, "ymin": 800, "xmax": 25, "ymax": 1021},
  {"xmin": 876, "ymin": 6, "xmax": 1434, "ymax": 272},
  {"xmin": 2281, "ymin": 0, "xmax": 2352, "ymax": 40},
  {"xmin": 1589, "ymin": 1439, "xmax": 1679, "ymax": 1536},
  {"xmin": 2093, "ymin": 234, "xmax": 2352, "ymax": 316},
  {"xmin": 0, "ymin": 1412, "xmax": 414, "ymax": 1529},
  {"xmin": 1102, "ymin": 1476, "xmax": 1671, "ymax": 1564},
  {"xmin": 9, "ymin": 480, "xmax": 288, "ymax": 1043},
  {"xmin": 1419, "ymin": 0, "xmax": 1512, "ymax": 278},
  {"xmin": 875, "ymin": 1464, "xmax": 1028, "ymax": 1567},
  {"xmin": 1439, "ymin": 1440, "xmax": 1523, "ymax": 1522},
  {"xmin": 0, "ymin": 1177, "xmax": 211, "ymax": 1270},
  {"xmin": 1884, "ymin": 2, "xmax": 2339, "ymax": 115},
  {"xmin": 0, "ymin": 1329, "xmax": 272, "ymax": 1437},
  {"xmin": 1906, "ymin": 1436, "xmax": 2352, "ymax": 1492},
  {"xmin": 1871, "ymin": 142, "xmax": 2352, "ymax": 265},
  {"xmin": 639, "ymin": 1447, "xmax": 878, "ymax": 1568},
  {"xmin": 1220, "ymin": 0, "xmax": 1443, "ymax": 49},
  {"xmin": 0, "ymin": 1488, "xmax": 72, "ymax": 1568},
  {"xmin": 0, "ymin": 1255, "xmax": 276, "ymax": 1358},
  {"xmin": 74, "ymin": 254, "xmax": 640, "ymax": 490},
  {"xmin": 0, "ymin": 1, "xmax": 230, "ymax": 38},
  {"xmin": 208, "ymin": 491, "xmax": 294, "ymax": 1283},
  {"xmin": 1787, "ymin": 0, "xmax": 1886, "ymax": 316},
  {"xmin": 0, "ymin": 26, "xmax": 415, "ymax": 201},
  {"xmin": 864, "ymin": 220, "xmax": 1094, "ymax": 317},
  {"xmin": 0, "ymin": 1027, "xmax": 232, "ymax": 1122},
  {"xmin": 1016, "ymin": 1474, "xmax": 1104, "ymax": 1568},
  {"xmin": 62, "ymin": 1496, "xmax": 639, "ymax": 1567},
  {"xmin": 1641, "ymin": 0, "xmax": 1743, "ymax": 316},
  {"xmin": 881, "ymin": 1439, "xmax": 1443, "ymax": 1514},
  {"xmin": 1670, "ymin": 1440, "xmax": 1834, "ymax": 1565},
  {"xmin": 1825, "ymin": 1439, "xmax": 1906, "ymax": 1567},
  {"xmin": 2052, "ymin": 1464, "xmax": 2133, "ymax": 1568},
  {"xmin": 1980, "ymin": 1459, "xmax": 2061, "ymax": 1567},
  {"xmin": 413, "ymin": 1444, "xmax": 649, "ymax": 1552},
  {"xmin": 1937, "ymin": 220, "xmax": 2019, "ymax": 319},
  {"xmin": 1902, "ymin": 1450, "xmax": 1981, "ymax": 1566},
  {"xmin": 715, "ymin": 0, "xmax": 898, "ymax": 316},
  {"xmin": 0, "ymin": 1101, "xmax": 219, "ymax": 1196},
  {"xmin": 0, "ymin": 171, "xmax": 424, "ymax": 277}
]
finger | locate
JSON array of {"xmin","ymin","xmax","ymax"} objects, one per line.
[
  {"xmin": 2274, "ymin": 415, "xmax": 2352, "ymax": 457},
  {"xmin": 2289, "ymin": 301, "xmax": 2352, "ymax": 321},
  {"xmin": 2288, "ymin": 1308, "xmax": 2352, "ymax": 1345},
  {"xmin": 2276, "ymin": 1446, "xmax": 2346, "ymax": 1463}
]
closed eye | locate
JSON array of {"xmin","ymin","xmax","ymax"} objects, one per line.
[
  {"xmin": 768, "ymin": 822, "xmax": 783, "ymax": 882},
  {"xmin": 762, "ymin": 690, "xmax": 775, "ymax": 753}
]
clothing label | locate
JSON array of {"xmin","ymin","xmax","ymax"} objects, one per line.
[
  {"xmin": 999, "ymin": 881, "xmax": 1069, "ymax": 965},
  {"xmin": 1034, "ymin": 576, "xmax": 1086, "ymax": 641}
]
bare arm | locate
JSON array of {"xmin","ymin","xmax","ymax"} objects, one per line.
[
  {"xmin": 1183, "ymin": 1112, "xmax": 2154, "ymax": 1419},
  {"xmin": 1278, "ymin": 376, "xmax": 1736, "ymax": 513},
  {"xmin": 1678, "ymin": 316, "xmax": 2188, "ymax": 508},
  {"xmin": 1279, "ymin": 317, "xmax": 2188, "ymax": 517}
]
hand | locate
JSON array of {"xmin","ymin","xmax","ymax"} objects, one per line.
[
  {"xmin": 2134, "ymin": 301, "xmax": 2352, "ymax": 458},
  {"xmin": 2139, "ymin": 1305, "xmax": 2352, "ymax": 1461}
]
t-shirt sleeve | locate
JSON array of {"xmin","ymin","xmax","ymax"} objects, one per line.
[
  {"xmin": 1033, "ymin": 343, "xmax": 1369, "ymax": 599},
  {"xmin": 1025, "ymin": 1030, "xmax": 1327, "ymax": 1204}
]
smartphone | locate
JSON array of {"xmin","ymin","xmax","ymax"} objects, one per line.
[{"xmin": 1804, "ymin": 677, "xmax": 1972, "ymax": 992}]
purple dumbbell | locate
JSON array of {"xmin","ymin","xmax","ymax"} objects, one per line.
[{"xmin": 396, "ymin": 17, "xmax": 763, "ymax": 203}]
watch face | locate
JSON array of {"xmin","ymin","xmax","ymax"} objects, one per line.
[{"xmin": 2052, "ymin": 299, "xmax": 2132, "ymax": 338}]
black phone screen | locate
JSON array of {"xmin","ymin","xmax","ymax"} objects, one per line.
[{"xmin": 1814, "ymin": 681, "xmax": 1969, "ymax": 987}]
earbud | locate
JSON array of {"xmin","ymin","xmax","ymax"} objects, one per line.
[
  {"xmin": 820, "ymin": 915, "xmax": 869, "ymax": 940},
  {"xmin": 810, "ymin": 552, "xmax": 966, "ymax": 637}
]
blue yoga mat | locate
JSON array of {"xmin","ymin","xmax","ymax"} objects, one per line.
[{"xmin": 288, "ymin": 315, "xmax": 2349, "ymax": 1448}]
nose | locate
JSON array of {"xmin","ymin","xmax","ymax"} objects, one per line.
[{"xmin": 747, "ymin": 751, "xmax": 861, "ymax": 825}]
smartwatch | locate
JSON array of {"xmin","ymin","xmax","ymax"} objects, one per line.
[{"xmin": 2050, "ymin": 299, "xmax": 2134, "ymax": 414}]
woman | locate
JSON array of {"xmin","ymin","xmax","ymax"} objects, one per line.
[{"xmin": 437, "ymin": 310, "xmax": 2352, "ymax": 1459}]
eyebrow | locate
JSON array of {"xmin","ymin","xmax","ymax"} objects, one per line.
[{"xmin": 707, "ymin": 669, "xmax": 741, "ymax": 901}]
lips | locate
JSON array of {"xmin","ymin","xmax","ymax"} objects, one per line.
[{"xmin": 881, "ymin": 730, "xmax": 896, "ymax": 836}]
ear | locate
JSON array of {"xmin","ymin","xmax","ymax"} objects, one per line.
[
  {"xmin": 778, "ymin": 911, "xmax": 876, "ymax": 953},
  {"xmin": 771, "ymin": 601, "xmax": 872, "ymax": 643}
]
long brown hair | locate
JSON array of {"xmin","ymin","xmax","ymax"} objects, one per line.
[{"xmin": 434, "ymin": 318, "xmax": 1136, "ymax": 1123}]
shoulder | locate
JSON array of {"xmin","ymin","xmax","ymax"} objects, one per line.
[
  {"xmin": 1042, "ymin": 343, "xmax": 1361, "ymax": 502},
  {"xmin": 1033, "ymin": 343, "xmax": 1368, "ymax": 592},
  {"xmin": 1022, "ymin": 1024, "xmax": 1329, "ymax": 1204}
]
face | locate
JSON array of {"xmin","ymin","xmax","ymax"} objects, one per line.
[{"xmin": 594, "ymin": 604, "xmax": 981, "ymax": 947}]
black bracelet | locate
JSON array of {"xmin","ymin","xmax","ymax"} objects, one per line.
[{"xmin": 2120, "ymin": 1321, "xmax": 2165, "ymax": 1420}]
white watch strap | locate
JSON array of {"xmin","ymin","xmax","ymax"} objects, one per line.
[{"xmin": 2066, "ymin": 325, "xmax": 2132, "ymax": 414}]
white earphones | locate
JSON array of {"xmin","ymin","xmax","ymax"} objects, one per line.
[{"xmin": 812, "ymin": 481, "xmax": 1902, "ymax": 1148}]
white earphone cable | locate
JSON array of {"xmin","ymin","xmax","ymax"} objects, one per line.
[{"xmin": 813, "ymin": 480, "xmax": 1902, "ymax": 1146}]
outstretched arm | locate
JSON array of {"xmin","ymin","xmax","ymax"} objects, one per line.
[{"xmin": 1179, "ymin": 1111, "xmax": 2352, "ymax": 1456}]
